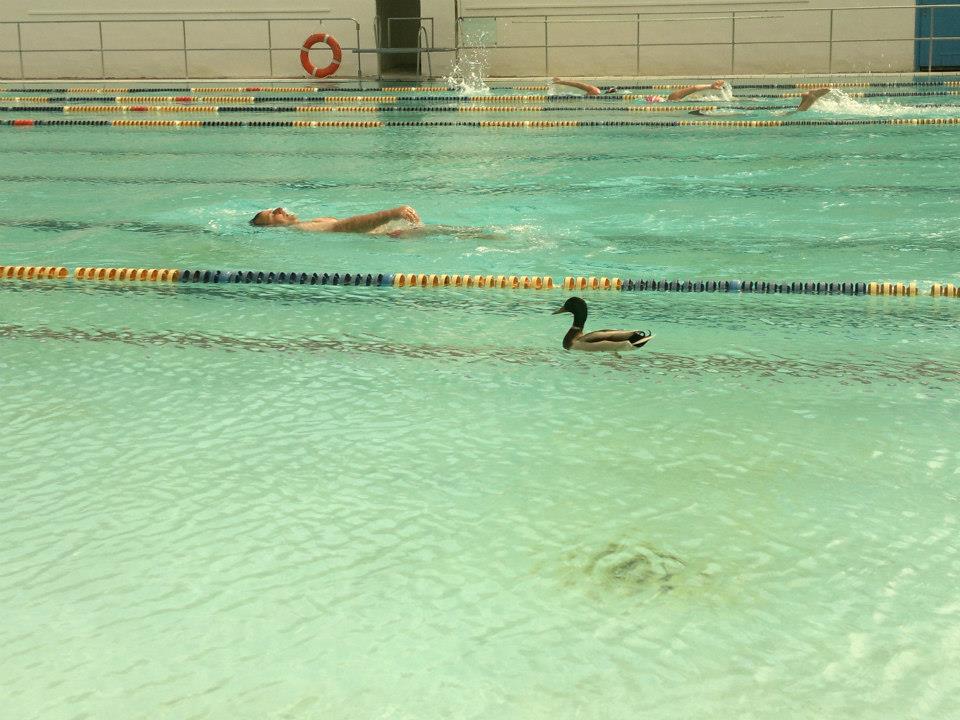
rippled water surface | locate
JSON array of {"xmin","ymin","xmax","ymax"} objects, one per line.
[{"xmin": 1, "ymin": 79, "xmax": 959, "ymax": 719}]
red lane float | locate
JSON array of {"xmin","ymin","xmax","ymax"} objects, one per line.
[{"xmin": 300, "ymin": 33, "xmax": 342, "ymax": 79}]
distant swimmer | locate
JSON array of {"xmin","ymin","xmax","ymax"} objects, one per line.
[
  {"xmin": 250, "ymin": 205, "xmax": 508, "ymax": 239},
  {"xmin": 688, "ymin": 87, "xmax": 832, "ymax": 116},
  {"xmin": 552, "ymin": 77, "xmax": 728, "ymax": 102},
  {"xmin": 250, "ymin": 205, "xmax": 421, "ymax": 234}
]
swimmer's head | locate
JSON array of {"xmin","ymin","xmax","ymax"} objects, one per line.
[
  {"xmin": 250, "ymin": 207, "xmax": 298, "ymax": 226},
  {"xmin": 603, "ymin": 87, "xmax": 619, "ymax": 95}
]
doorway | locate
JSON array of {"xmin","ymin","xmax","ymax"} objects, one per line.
[{"xmin": 376, "ymin": 0, "xmax": 422, "ymax": 76}]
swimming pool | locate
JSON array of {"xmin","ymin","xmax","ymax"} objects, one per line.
[{"xmin": 1, "ymin": 77, "xmax": 959, "ymax": 719}]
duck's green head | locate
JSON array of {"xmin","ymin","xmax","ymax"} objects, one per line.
[{"xmin": 552, "ymin": 296, "xmax": 588, "ymax": 326}]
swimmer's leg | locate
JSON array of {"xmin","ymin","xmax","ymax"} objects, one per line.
[{"xmin": 386, "ymin": 225, "xmax": 507, "ymax": 240}]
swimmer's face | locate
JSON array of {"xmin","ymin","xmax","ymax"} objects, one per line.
[{"xmin": 250, "ymin": 207, "xmax": 298, "ymax": 226}]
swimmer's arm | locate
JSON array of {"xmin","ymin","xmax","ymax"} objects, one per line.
[
  {"xmin": 796, "ymin": 87, "xmax": 831, "ymax": 112},
  {"xmin": 668, "ymin": 80, "xmax": 726, "ymax": 101},
  {"xmin": 386, "ymin": 225, "xmax": 431, "ymax": 238},
  {"xmin": 293, "ymin": 218, "xmax": 337, "ymax": 232},
  {"xmin": 384, "ymin": 224, "xmax": 464, "ymax": 238},
  {"xmin": 552, "ymin": 77, "xmax": 601, "ymax": 96},
  {"xmin": 329, "ymin": 206, "xmax": 421, "ymax": 233},
  {"xmin": 386, "ymin": 225, "xmax": 508, "ymax": 240}
]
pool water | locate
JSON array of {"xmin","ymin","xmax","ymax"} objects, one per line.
[{"xmin": 1, "ymin": 79, "xmax": 959, "ymax": 719}]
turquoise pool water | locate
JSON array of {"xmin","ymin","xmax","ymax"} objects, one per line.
[{"xmin": 1, "ymin": 79, "xmax": 959, "ymax": 719}]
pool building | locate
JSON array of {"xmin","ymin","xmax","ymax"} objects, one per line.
[{"xmin": 1, "ymin": 2, "xmax": 959, "ymax": 719}]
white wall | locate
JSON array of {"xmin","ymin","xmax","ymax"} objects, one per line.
[
  {"xmin": 0, "ymin": 1, "xmax": 378, "ymax": 79},
  {"xmin": 454, "ymin": 1, "xmax": 917, "ymax": 76},
  {"xmin": 0, "ymin": 0, "xmax": 919, "ymax": 80}
]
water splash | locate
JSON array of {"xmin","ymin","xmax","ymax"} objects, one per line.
[
  {"xmin": 697, "ymin": 81, "xmax": 735, "ymax": 102},
  {"xmin": 444, "ymin": 31, "xmax": 490, "ymax": 95},
  {"xmin": 812, "ymin": 89, "xmax": 929, "ymax": 117}
]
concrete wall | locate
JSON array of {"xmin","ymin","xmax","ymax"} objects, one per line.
[
  {"xmin": 457, "ymin": 1, "xmax": 917, "ymax": 76},
  {"xmin": 0, "ymin": 0, "xmax": 920, "ymax": 79},
  {"xmin": 0, "ymin": 0, "xmax": 379, "ymax": 79}
]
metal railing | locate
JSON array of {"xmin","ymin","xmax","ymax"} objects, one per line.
[
  {"xmin": 368, "ymin": 16, "xmax": 458, "ymax": 79},
  {"xmin": 455, "ymin": 3, "xmax": 960, "ymax": 75},
  {"xmin": 4, "ymin": 6, "xmax": 960, "ymax": 80},
  {"xmin": 375, "ymin": 15, "xmax": 436, "ymax": 76},
  {"xmin": 0, "ymin": 16, "xmax": 362, "ymax": 80}
]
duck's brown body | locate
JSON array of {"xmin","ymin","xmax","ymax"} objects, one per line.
[
  {"xmin": 563, "ymin": 326, "xmax": 653, "ymax": 351},
  {"xmin": 553, "ymin": 297, "xmax": 653, "ymax": 352}
]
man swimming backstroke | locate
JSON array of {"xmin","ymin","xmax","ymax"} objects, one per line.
[{"xmin": 250, "ymin": 205, "xmax": 421, "ymax": 234}]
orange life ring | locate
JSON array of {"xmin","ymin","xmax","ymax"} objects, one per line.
[{"xmin": 300, "ymin": 33, "xmax": 342, "ymax": 78}]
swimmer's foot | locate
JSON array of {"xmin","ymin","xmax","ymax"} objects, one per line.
[{"xmin": 797, "ymin": 87, "xmax": 831, "ymax": 112}]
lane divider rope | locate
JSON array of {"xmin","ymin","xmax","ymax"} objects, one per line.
[
  {"xmin": 0, "ymin": 104, "xmax": 727, "ymax": 114},
  {"xmin": 381, "ymin": 86, "xmax": 448, "ymax": 91},
  {"xmin": 0, "ymin": 265, "xmax": 69, "ymax": 280},
  {"xmin": 7, "ymin": 91, "xmax": 960, "ymax": 105},
  {"xmin": 6, "ymin": 118, "xmax": 960, "ymax": 129},
  {"xmin": 0, "ymin": 95, "xmax": 583, "ymax": 104},
  {"xmin": 2, "ymin": 265, "xmax": 957, "ymax": 296}
]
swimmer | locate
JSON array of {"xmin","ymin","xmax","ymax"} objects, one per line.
[
  {"xmin": 552, "ymin": 77, "xmax": 728, "ymax": 101},
  {"xmin": 250, "ymin": 205, "xmax": 421, "ymax": 233},
  {"xmin": 688, "ymin": 86, "xmax": 832, "ymax": 116}
]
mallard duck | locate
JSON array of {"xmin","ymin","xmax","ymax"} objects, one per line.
[{"xmin": 551, "ymin": 296, "xmax": 653, "ymax": 352}]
